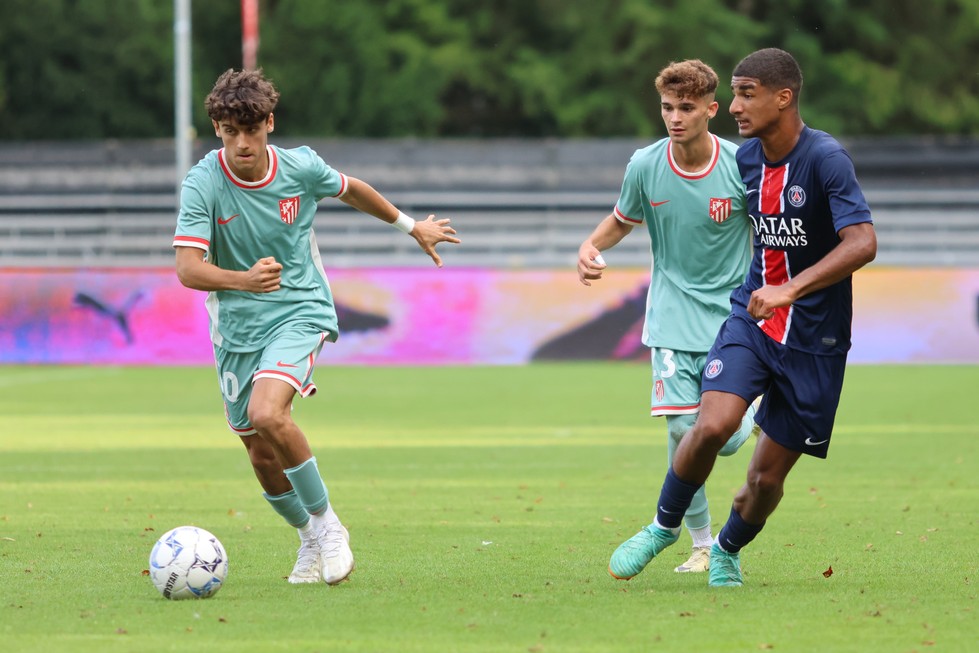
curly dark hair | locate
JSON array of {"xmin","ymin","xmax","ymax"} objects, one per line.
[
  {"xmin": 205, "ymin": 68, "xmax": 280, "ymax": 124},
  {"xmin": 654, "ymin": 60, "xmax": 719, "ymax": 100},
  {"xmin": 733, "ymin": 48, "xmax": 803, "ymax": 103}
]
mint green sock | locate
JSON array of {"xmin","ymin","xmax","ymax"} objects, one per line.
[
  {"xmin": 719, "ymin": 401, "xmax": 757, "ymax": 457},
  {"xmin": 666, "ymin": 414, "xmax": 710, "ymax": 531},
  {"xmin": 263, "ymin": 489, "xmax": 310, "ymax": 528},
  {"xmin": 283, "ymin": 457, "xmax": 329, "ymax": 516}
]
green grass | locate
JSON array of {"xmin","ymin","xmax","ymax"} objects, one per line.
[{"xmin": 1, "ymin": 364, "xmax": 976, "ymax": 652}]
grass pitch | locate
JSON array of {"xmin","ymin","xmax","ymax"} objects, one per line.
[{"xmin": 1, "ymin": 364, "xmax": 976, "ymax": 652}]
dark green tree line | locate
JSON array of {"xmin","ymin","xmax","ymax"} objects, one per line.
[{"xmin": 0, "ymin": 0, "xmax": 976, "ymax": 139}]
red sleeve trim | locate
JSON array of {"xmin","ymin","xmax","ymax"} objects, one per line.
[
  {"xmin": 332, "ymin": 173, "xmax": 349, "ymax": 198},
  {"xmin": 173, "ymin": 236, "xmax": 210, "ymax": 250},
  {"xmin": 614, "ymin": 205, "xmax": 643, "ymax": 225}
]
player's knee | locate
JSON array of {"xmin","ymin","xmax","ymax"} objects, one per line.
[
  {"xmin": 246, "ymin": 402, "xmax": 287, "ymax": 435},
  {"xmin": 745, "ymin": 468, "xmax": 784, "ymax": 500},
  {"xmin": 690, "ymin": 412, "xmax": 744, "ymax": 450},
  {"xmin": 667, "ymin": 414, "xmax": 697, "ymax": 446}
]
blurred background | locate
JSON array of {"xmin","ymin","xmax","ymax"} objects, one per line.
[{"xmin": 1, "ymin": 0, "xmax": 977, "ymax": 365}]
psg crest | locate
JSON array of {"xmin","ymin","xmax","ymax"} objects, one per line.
[
  {"xmin": 279, "ymin": 196, "xmax": 300, "ymax": 224},
  {"xmin": 705, "ymin": 359, "xmax": 723, "ymax": 379},
  {"xmin": 709, "ymin": 197, "xmax": 731, "ymax": 223},
  {"xmin": 787, "ymin": 185, "xmax": 807, "ymax": 207}
]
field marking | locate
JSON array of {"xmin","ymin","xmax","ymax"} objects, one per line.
[{"xmin": 2, "ymin": 420, "xmax": 976, "ymax": 453}]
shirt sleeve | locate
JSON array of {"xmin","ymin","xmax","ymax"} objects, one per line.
[
  {"xmin": 308, "ymin": 149, "xmax": 348, "ymax": 200},
  {"xmin": 172, "ymin": 177, "xmax": 212, "ymax": 252},
  {"xmin": 613, "ymin": 157, "xmax": 645, "ymax": 225},
  {"xmin": 819, "ymin": 149, "xmax": 873, "ymax": 233}
]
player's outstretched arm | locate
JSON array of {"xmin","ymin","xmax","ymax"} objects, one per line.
[
  {"xmin": 577, "ymin": 214, "xmax": 632, "ymax": 286},
  {"xmin": 340, "ymin": 176, "xmax": 461, "ymax": 267},
  {"xmin": 175, "ymin": 246, "xmax": 282, "ymax": 293}
]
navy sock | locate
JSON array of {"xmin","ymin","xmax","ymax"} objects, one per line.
[
  {"xmin": 716, "ymin": 506, "xmax": 765, "ymax": 554},
  {"xmin": 655, "ymin": 467, "xmax": 702, "ymax": 529}
]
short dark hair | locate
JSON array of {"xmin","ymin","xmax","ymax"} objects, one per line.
[
  {"xmin": 205, "ymin": 68, "xmax": 280, "ymax": 125},
  {"xmin": 655, "ymin": 59, "xmax": 719, "ymax": 100},
  {"xmin": 733, "ymin": 48, "xmax": 803, "ymax": 101}
]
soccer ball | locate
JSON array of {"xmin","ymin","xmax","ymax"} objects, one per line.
[{"xmin": 149, "ymin": 526, "xmax": 229, "ymax": 600}]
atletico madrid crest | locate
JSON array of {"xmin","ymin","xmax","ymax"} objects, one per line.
[
  {"xmin": 279, "ymin": 196, "xmax": 300, "ymax": 224},
  {"xmin": 709, "ymin": 197, "xmax": 731, "ymax": 223},
  {"xmin": 655, "ymin": 379, "xmax": 665, "ymax": 402}
]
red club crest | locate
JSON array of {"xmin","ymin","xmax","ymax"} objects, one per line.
[
  {"xmin": 279, "ymin": 196, "xmax": 300, "ymax": 224},
  {"xmin": 709, "ymin": 197, "xmax": 731, "ymax": 223}
]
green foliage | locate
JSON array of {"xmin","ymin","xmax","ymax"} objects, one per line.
[
  {"xmin": 259, "ymin": 0, "xmax": 458, "ymax": 137},
  {"xmin": 0, "ymin": 0, "xmax": 173, "ymax": 138},
  {"xmin": 1, "ymin": 0, "xmax": 978, "ymax": 138},
  {"xmin": 727, "ymin": 0, "xmax": 979, "ymax": 135}
]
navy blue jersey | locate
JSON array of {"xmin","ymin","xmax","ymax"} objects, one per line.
[{"xmin": 732, "ymin": 127, "xmax": 872, "ymax": 355}]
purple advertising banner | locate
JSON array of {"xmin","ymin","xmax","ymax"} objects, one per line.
[{"xmin": 1, "ymin": 267, "xmax": 977, "ymax": 365}]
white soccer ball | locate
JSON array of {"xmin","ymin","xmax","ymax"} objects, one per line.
[{"xmin": 149, "ymin": 526, "xmax": 229, "ymax": 600}]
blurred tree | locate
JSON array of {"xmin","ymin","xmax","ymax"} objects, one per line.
[
  {"xmin": 0, "ymin": 0, "xmax": 977, "ymax": 139},
  {"xmin": 0, "ymin": 0, "xmax": 173, "ymax": 138},
  {"xmin": 725, "ymin": 0, "xmax": 979, "ymax": 135},
  {"xmin": 428, "ymin": 0, "xmax": 761, "ymax": 137},
  {"xmin": 189, "ymin": 0, "xmax": 245, "ymax": 129},
  {"xmin": 256, "ymin": 0, "xmax": 465, "ymax": 137}
]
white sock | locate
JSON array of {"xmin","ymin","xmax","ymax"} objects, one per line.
[
  {"xmin": 310, "ymin": 504, "xmax": 340, "ymax": 532},
  {"xmin": 652, "ymin": 516, "xmax": 681, "ymax": 535},
  {"xmin": 689, "ymin": 525, "xmax": 713, "ymax": 549},
  {"xmin": 297, "ymin": 520, "xmax": 315, "ymax": 540}
]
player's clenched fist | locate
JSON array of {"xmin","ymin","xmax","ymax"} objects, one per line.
[
  {"xmin": 577, "ymin": 246, "xmax": 607, "ymax": 286},
  {"xmin": 246, "ymin": 256, "xmax": 283, "ymax": 293},
  {"xmin": 746, "ymin": 283, "xmax": 796, "ymax": 321}
]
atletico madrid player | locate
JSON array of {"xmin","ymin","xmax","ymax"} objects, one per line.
[
  {"xmin": 577, "ymin": 59, "xmax": 758, "ymax": 578},
  {"xmin": 172, "ymin": 68, "xmax": 459, "ymax": 586}
]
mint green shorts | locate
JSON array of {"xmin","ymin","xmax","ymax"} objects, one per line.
[
  {"xmin": 213, "ymin": 327, "xmax": 330, "ymax": 435},
  {"xmin": 650, "ymin": 348, "xmax": 706, "ymax": 417}
]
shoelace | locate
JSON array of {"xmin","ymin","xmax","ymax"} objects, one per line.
[
  {"xmin": 321, "ymin": 529, "xmax": 346, "ymax": 557},
  {"xmin": 714, "ymin": 558, "xmax": 739, "ymax": 580},
  {"xmin": 295, "ymin": 539, "xmax": 319, "ymax": 564}
]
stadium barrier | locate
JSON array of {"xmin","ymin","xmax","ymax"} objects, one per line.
[{"xmin": 2, "ymin": 138, "xmax": 979, "ymax": 269}]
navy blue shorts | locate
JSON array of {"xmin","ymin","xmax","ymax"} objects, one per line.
[{"xmin": 702, "ymin": 316, "xmax": 847, "ymax": 459}]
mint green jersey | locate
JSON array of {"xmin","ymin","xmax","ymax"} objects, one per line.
[
  {"xmin": 173, "ymin": 144, "xmax": 346, "ymax": 351},
  {"xmin": 613, "ymin": 134, "xmax": 752, "ymax": 352}
]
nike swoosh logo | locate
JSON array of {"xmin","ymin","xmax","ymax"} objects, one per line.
[
  {"xmin": 658, "ymin": 506, "xmax": 678, "ymax": 514},
  {"xmin": 649, "ymin": 200, "xmax": 670, "ymax": 207},
  {"xmin": 217, "ymin": 214, "xmax": 240, "ymax": 225},
  {"xmin": 746, "ymin": 189, "xmax": 759, "ymax": 196},
  {"xmin": 805, "ymin": 437, "xmax": 829, "ymax": 446},
  {"xmin": 276, "ymin": 361, "xmax": 298, "ymax": 368}
]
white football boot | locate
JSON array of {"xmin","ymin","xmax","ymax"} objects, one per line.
[
  {"xmin": 674, "ymin": 545, "xmax": 711, "ymax": 573},
  {"xmin": 315, "ymin": 506, "xmax": 354, "ymax": 585},
  {"xmin": 288, "ymin": 527, "xmax": 322, "ymax": 584}
]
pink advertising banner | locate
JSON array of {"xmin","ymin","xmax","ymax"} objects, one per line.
[{"xmin": 1, "ymin": 267, "xmax": 977, "ymax": 365}]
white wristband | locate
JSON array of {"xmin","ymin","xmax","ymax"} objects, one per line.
[{"xmin": 392, "ymin": 211, "xmax": 415, "ymax": 234}]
